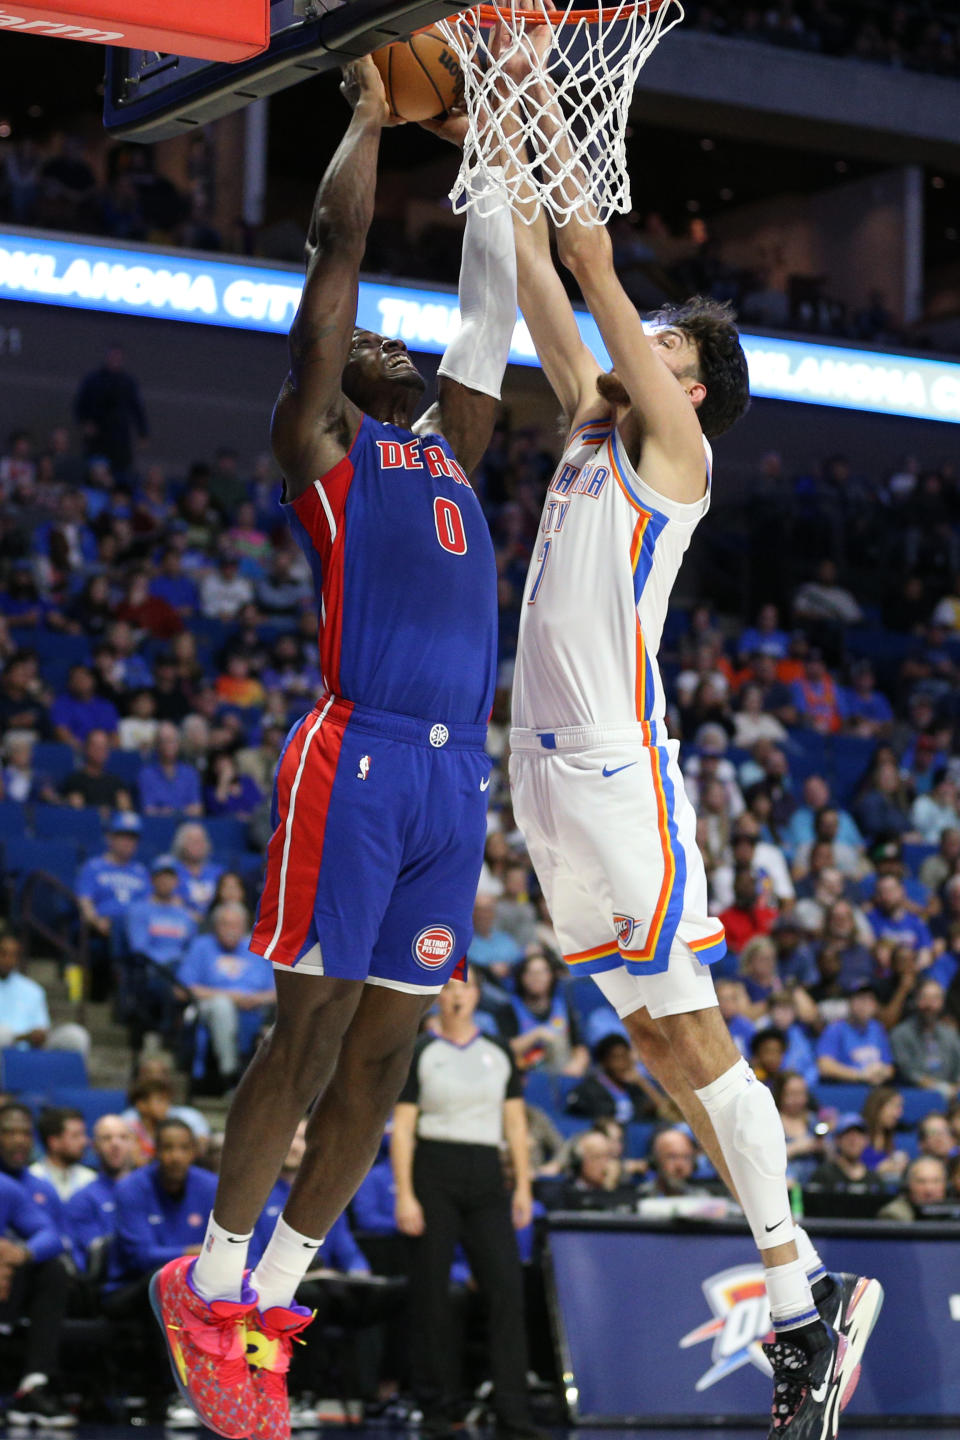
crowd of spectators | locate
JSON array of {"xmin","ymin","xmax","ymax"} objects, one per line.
[
  {"xmin": 686, "ymin": 0, "xmax": 960, "ymax": 76},
  {"xmin": 2, "ymin": 347, "xmax": 960, "ymax": 1419}
]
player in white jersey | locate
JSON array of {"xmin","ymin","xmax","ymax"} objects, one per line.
[{"xmin": 480, "ymin": 34, "xmax": 883, "ymax": 1440}]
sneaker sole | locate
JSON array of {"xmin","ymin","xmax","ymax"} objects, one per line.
[
  {"xmin": 836, "ymin": 1278, "xmax": 884, "ymax": 1414},
  {"xmin": 149, "ymin": 1271, "xmax": 252, "ymax": 1440}
]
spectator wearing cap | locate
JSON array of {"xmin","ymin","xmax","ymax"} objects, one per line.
[
  {"xmin": 138, "ymin": 722, "xmax": 202, "ymax": 817},
  {"xmin": 0, "ymin": 931, "xmax": 90, "ymax": 1056},
  {"xmin": 858, "ymin": 840, "xmax": 930, "ymax": 912},
  {"xmin": 124, "ymin": 855, "xmax": 197, "ymax": 1045},
  {"xmin": 171, "ymin": 822, "xmax": 223, "ymax": 920},
  {"xmin": 58, "ymin": 727, "xmax": 131, "ymax": 811},
  {"xmin": 817, "ymin": 984, "xmax": 894, "ymax": 1085},
  {"xmin": 783, "ymin": 775, "xmax": 864, "ymax": 858},
  {"xmin": 808, "ymin": 1115, "xmax": 884, "ymax": 1201},
  {"xmin": 771, "ymin": 913, "xmax": 818, "ymax": 988},
  {"xmin": 50, "ymin": 663, "xmax": 119, "ymax": 750},
  {"xmin": 75, "ymin": 813, "xmax": 149, "ymax": 941},
  {"xmin": 717, "ymin": 867, "xmax": 777, "ymax": 955},
  {"xmin": 178, "ymin": 902, "xmax": 275, "ymax": 1088},
  {"xmin": 843, "ymin": 661, "xmax": 894, "ymax": 739},
  {"xmin": 877, "ymin": 1156, "xmax": 948, "ymax": 1221},
  {"xmin": 865, "ymin": 875, "xmax": 933, "ymax": 967},
  {"xmin": 911, "ymin": 770, "xmax": 960, "ymax": 844},
  {"xmin": 789, "ymin": 652, "xmax": 844, "ymax": 734},
  {"xmin": 891, "ymin": 980, "xmax": 960, "ymax": 1100}
]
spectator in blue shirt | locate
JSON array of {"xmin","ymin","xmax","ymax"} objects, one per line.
[
  {"xmin": 64, "ymin": 1114, "xmax": 136, "ymax": 1269},
  {"xmin": 178, "ymin": 902, "xmax": 275, "ymax": 1086},
  {"xmin": 124, "ymin": 856, "xmax": 196, "ymax": 1045},
  {"xmin": 783, "ymin": 775, "xmax": 864, "ymax": 857},
  {"xmin": 768, "ymin": 992, "xmax": 819, "ymax": 1088},
  {"xmin": 104, "ymin": 621, "xmax": 154, "ymax": 692},
  {"xmin": 139, "ymin": 722, "xmax": 203, "ymax": 816},
  {"xmin": 50, "ymin": 664, "xmax": 119, "ymax": 750},
  {"xmin": 737, "ymin": 603, "xmax": 790, "ymax": 663},
  {"xmin": 467, "ymin": 893, "xmax": 524, "ymax": 984},
  {"xmin": 843, "ymin": 661, "xmax": 894, "ymax": 739},
  {"xmin": 817, "ymin": 985, "xmax": 895, "ymax": 1085},
  {"xmin": 865, "ymin": 874, "xmax": 934, "ymax": 966},
  {"xmin": 0, "ymin": 1170, "xmax": 73, "ymax": 1427},
  {"xmin": 352, "ymin": 1155, "xmax": 398, "ymax": 1236},
  {"xmin": 0, "ymin": 1102, "xmax": 67, "ymax": 1240},
  {"xmin": 75, "ymin": 811, "xmax": 150, "ymax": 940},
  {"xmin": 857, "ymin": 840, "xmax": 930, "ymax": 911},
  {"xmin": 149, "ymin": 547, "xmax": 200, "ymax": 618},
  {"xmin": 172, "ymin": 821, "xmax": 223, "ymax": 920},
  {"xmin": 106, "ymin": 1118, "xmax": 215, "ymax": 1288}
]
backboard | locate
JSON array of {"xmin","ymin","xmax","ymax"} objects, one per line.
[{"xmin": 103, "ymin": 0, "xmax": 474, "ymax": 141}]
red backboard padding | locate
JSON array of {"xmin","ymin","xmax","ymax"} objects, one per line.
[{"xmin": 0, "ymin": 0, "xmax": 270, "ymax": 59}]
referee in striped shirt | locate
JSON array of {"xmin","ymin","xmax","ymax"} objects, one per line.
[{"xmin": 392, "ymin": 966, "xmax": 541, "ymax": 1440}]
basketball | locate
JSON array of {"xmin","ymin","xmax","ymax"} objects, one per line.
[{"xmin": 370, "ymin": 28, "xmax": 464, "ymax": 123}]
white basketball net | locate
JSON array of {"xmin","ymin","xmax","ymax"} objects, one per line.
[{"xmin": 437, "ymin": 0, "xmax": 684, "ymax": 226}]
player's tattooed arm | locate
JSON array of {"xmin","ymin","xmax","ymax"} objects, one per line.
[{"xmin": 271, "ymin": 57, "xmax": 393, "ymax": 493}]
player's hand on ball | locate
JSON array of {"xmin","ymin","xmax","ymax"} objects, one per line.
[
  {"xmin": 419, "ymin": 106, "xmax": 469, "ymax": 148},
  {"xmin": 340, "ymin": 56, "xmax": 404, "ymax": 125}
]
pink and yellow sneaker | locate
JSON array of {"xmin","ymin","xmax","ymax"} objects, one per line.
[
  {"xmin": 149, "ymin": 1256, "xmax": 259, "ymax": 1438},
  {"xmin": 245, "ymin": 1303, "xmax": 315, "ymax": 1440}
]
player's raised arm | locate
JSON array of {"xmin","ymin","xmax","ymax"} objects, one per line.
[{"xmin": 270, "ymin": 57, "xmax": 395, "ymax": 491}]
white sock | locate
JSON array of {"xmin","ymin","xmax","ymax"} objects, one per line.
[
  {"xmin": 793, "ymin": 1223, "xmax": 827, "ymax": 1288},
  {"xmin": 695, "ymin": 1059, "xmax": 793, "ymax": 1250},
  {"xmin": 250, "ymin": 1214, "xmax": 323, "ymax": 1313},
  {"xmin": 764, "ymin": 1256, "xmax": 819, "ymax": 1334},
  {"xmin": 192, "ymin": 1215, "xmax": 253, "ymax": 1304}
]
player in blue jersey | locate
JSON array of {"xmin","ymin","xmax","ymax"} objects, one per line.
[{"xmin": 151, "ymin": 57, "xmax": 522, "ymax": 1440}]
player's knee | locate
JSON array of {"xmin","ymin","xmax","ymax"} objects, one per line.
[{"xmin": 732, "ymin": 1073, "xmax": 786, "ymax": 1182}]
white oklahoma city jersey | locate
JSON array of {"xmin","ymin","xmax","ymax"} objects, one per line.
[
  {"xmin": 509, "ymin": 415, "xmax": 726, "ymax": 998},
  {"xmin": 513, "ymin": 416, "xmax": 713, "ymax": 730}
]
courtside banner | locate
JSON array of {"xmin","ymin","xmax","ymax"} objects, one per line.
[
  {"xmin": 547, "ymin": 1217, "xmax": 960, "ymax": 1422},
  {"xmin": 2, "ymin": 227, "xmax": 960, "ymax": 424}
]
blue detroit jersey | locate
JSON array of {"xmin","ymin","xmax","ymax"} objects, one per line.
[{"xmin": 285, "ymin": 415, "xmax": 497, "ymax": 725}]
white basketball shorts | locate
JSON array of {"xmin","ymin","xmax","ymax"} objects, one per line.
[{"xmin": 510, "ymin": 722, "xmax": 726, "ymax": 1020}]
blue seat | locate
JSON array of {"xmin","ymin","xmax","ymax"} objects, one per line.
[
  {"xmin": 28, "ymin": 631, "xmax": 92, "ymax": 668},
  {"xmin": 900, "ymin": 1087, "xmax": 945, "ymax": 1126},
  {"xmin": 106, "ymin": 751, "xmax": 142, "ymax": 788},
  {"xmin": 901, "ymin": 842, "xmax": 938, "ymax": 877},
  {"xmin": 2, "ymin": 1047, "xmax": 88, "ymax": 1092},
  {"xmin": 624, "ymin": 1121, "xmax": 655, "ymax": 1160},
  {"xmin": 5, "ymin": 836, "xmax": 80, "ymax": 881},
  {"xmin": 0, "ymin": 801, "xmax": 29, "ymax": 845},
  {"xmin": 138, "ymin": 816, "xmax": 179, "ymax": 856},
  {"xmin": 34, "ymin": 804, "xmax": 103, "ymax": 852},
  {"xmin": 32, "ymin": 742, "xmax": 77, "ymax": 785},
  {"xmin": 204, "ymin": 816, "xmax": 251, "ymax": 854},
  {"xmin": 48, "ymin": 1086, "xmax": 127, "ymax": 1126},
  {"xmin": 523, "ymin": 1070, "xmax": 558, "ymax": 1115},
  {"xmin": 812, "ymin": 1082, "xmax": 871, "ymax": 1117},
  {"xmin": 555, "ymin": 1074, "xmax": 581, "ymax": 1108},
  {"xmin": 554, "ymin": 1113, "xmax": 588, "ymax": 1139}
]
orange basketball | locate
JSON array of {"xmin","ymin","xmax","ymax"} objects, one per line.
[{"xmin": 370, "ymin": 28, "xmax": 464, "ymax": 123}]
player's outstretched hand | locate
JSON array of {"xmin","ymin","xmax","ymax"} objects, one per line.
[
  {"xmin": 340, "ymin": 55, "xmax": 404, "ymax": 126},
  {"xmin": 419, "ymin": 106, "xmax": 469, "ymax": 148}
]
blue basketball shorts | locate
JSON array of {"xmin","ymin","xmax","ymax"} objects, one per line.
[{"xmin": 249, "ymin": 695, "xmax": 491, "ymax": 993}]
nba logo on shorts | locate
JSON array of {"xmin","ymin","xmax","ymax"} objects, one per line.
[
  {"xmin": 412, "ymin": 925, "xmax": 455, "ymax": 970},
  {"xmin": 614, "ymin": 914, "xmax": 636, "ymax": 947},
  {"xmin": 679, "ymin": 1264, "xmax": 773, "ymax": 1391},
  {"xmin": 357, "ymin": 754, "xmax": 372, "ymax": 781}
]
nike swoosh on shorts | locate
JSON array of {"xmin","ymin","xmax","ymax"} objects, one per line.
[
  {"xmin": 480, "ymin": 777, "xmax": 490, "ymax": 791},
  {"xmin": 602, "ymin": 763, "xmax": 637, "ymax": 778}
]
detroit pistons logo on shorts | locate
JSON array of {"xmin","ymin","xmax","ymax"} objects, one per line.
[
  {"xmin": 614, "ymin": 914, "xmax": 636, "ymax": 947},
  {"xmin": 679, "ymin": 1264, "xmax": 773, "ymax": 1391},
  {"xmin": 357, "ymin": 754, "xmax": 372, "ymax": 781},
  {"xmin": 412, "ymin": 925, "xmax": 456, "ymax": 970}
]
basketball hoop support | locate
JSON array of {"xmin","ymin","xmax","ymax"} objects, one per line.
[{"xmin": 103, "ymin": 0, "xmax": 477, "ymax": 141}]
